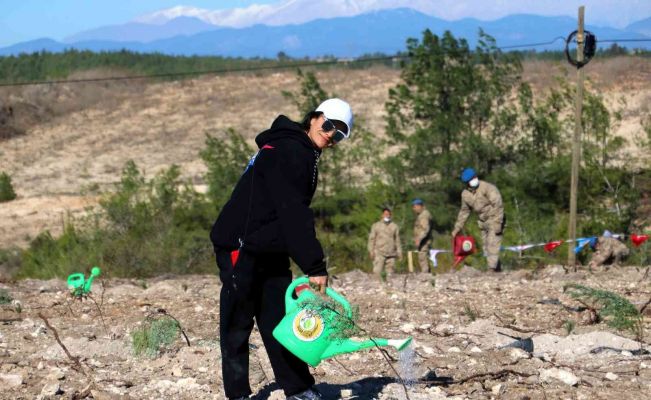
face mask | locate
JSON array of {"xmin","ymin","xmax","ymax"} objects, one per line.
[
  {"xmin": 383, "ymin": 217, "xmax": 391, "ymax": 223},
  {"xmin": 468, "ymin": 177, "xmax": 479, "ymax": 188}
]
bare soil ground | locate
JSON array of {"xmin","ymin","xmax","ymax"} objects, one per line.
[
  {"xmin": 1, "ymin": 58, "xmax": 650, "ymax": 249},
  {"xmin": 1, "ymin": 267, "xmax": 650, "ymax": 399}
]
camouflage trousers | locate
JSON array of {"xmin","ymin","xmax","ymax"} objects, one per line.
[
  {"xmin": 417, "ymin": 240, "xmax": 431, "ymax": 273},
  {"xmin": 372, "ymin": 255, "xmax": 396, "ymax": 277},
  {"xmin": 481, "ymin": 229, "xmax": 502, "ymax": 270}
]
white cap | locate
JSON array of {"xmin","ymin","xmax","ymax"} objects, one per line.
[{"xmin": 315, "ymin": 98, "xmax": 353, "ymax": 139}]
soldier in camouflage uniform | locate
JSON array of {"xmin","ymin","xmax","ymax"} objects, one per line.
[
  {"xmin": 368, "ymin": 208, "xmax": 402, "ymax": 279},
  {"xmin": 412, "ymin": 199, "xmax": 433, "ymax": 273},
  {"xmin": 588, "ymin": 235, "xmax": 629, "ymax": 269},
  {"xmin": 451, "ymin": 168, "xmax": 505, "ymax": 272}
]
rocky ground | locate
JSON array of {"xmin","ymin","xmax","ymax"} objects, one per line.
[{"xmin": 1, "ymin": 265, "xmax": 650, "ymax": 399}]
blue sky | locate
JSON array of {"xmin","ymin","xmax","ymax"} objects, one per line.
[
  {"xmin": 1, "ymin": 1, "xmax": 650, "ymax": 47},
  {"xmin": 0, "ymin": 1, "xmax": 275, "ymax": 46}
]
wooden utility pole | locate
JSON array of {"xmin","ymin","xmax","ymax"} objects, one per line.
[{"xmin": 568, "ymin": 6, "xmax": 585, "ymax": 268}]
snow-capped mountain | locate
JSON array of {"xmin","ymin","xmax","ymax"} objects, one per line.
[{"xmin": 132, "ymin": 0, "xmax": 441, "ymax": 28}]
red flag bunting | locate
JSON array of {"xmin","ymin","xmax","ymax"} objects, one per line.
[
  {"xmin": 631, "ymin": 234, "xmax": 649, "ymax": 247},
  {"xmin": 544, "ymin": 240, "xmax": 563, "ymax": 253}
]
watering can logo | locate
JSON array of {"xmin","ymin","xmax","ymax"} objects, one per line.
[
  {"xmin": 293, "ymin": 309, "xmax": 324, "ymax": 341},
  {"xmin": 273, "ymin": 277, "xmax": 412, "ymax": 367},
  {"xmin": 461, "ymin": 239, "xmax": 473, "ymax": 252}
]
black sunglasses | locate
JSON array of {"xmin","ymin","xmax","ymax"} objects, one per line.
[{"xmin": 321, "ymin": 117, "xmax": 349, "ymax": 144}]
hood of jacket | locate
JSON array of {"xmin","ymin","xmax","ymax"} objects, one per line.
[{"xmin": 255, "ymin": 115, "xmax": 319, "ymax": 151}]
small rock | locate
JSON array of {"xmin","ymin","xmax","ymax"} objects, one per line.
[
  {"xmin": 427, "ymin": 386, "xmax": 444, "ymax": 395},
  {"xmin": 434, "ymin": 323, "xmax": 454, "ymax": 333},
  {"xmin": 491, "ymin": 383, "xmax": 503, "ymax": 395},
  {"xmin": 88, "ymin": 359, "xmax": 103, "ymax": 367},
  {"xmin": 194, "ymin": 305, "xmax": 204, "ymax": 313},
  {"xmin": 47, "ymin": 367, "xmax": 65, "ymax": 380},
  {"xmin": 447, "ymin": 346, "xmax": 461, "ymax": 353},
  {"xmin": 341, "ymin": 388, "xmax": 353, "ymax": 398},
  {"xmin": 41, "ymin": 382, "xmax": 62, "ymax": 396},
  {"xmin": 540, "ymin": 368, "xmax": 579, "ymax": 386},
  {"xmin": 421, "ymin": 346, "xmax": 435, "ymax": 355},
  {"xmin": 390, "ymin": 294, "xmax": 399, "ymax": 300},
  {"xmin": 605, "ymin": 372, "xmax": 618, "ymax": 381},
  {"xmin": 20, "ymin": 318, "xmax": 35, "ymax": 329},
  {"xmin": 348, "ymin": 353, "xmax": 361, "ymax": 361},
  {"xmin": 400, "ymin": 323, "xmax": 415, "ymax": 333},
  {"xmin": 177, "ymin": 377, "xmax": 199, "ymax": 390},
  {"xmin": 107, "ymin": 298, "xmax": 115, "ymax": 304},
  {"xmin": 90, "ymin": 389, "xmax": 123, "ymax": 400},
  {"xmin": 621, "ymin": 350, "xmax": 633, "ymax": 357},
  {"xmin": 509, "ymin": 348, "xmax": 530, "ymax": 361},
  {"xmin": 0, "ymin": 373, "xmax": 23, "ymax": 387},
  {"xmin": 198, "ymin": 367, "xmax": 208, "ymax": 373},
  {"xmin": 641, "ymin": 362, "xmax": 648, "ymax": 369},
  {"xmin": 418, "ymin": 323, "xmax": 431, "ymax": 330},
  {"xmin": 37, "ymin": 361, "xmax": 44, "ymax": 370},
  {"xmin": 172, "ymin": 366, "xmax": 183, "ymax": 377},
  {"xmin": 469, "ymin": 346, "xmax": 482, "ymax": 353},
  {"xmin": 80, "ymin": 313, "xmax": 91, "ymax": 321},
  {"xmin": 31, "ymin": 325, "xmax": 46, "ymax": 337}
]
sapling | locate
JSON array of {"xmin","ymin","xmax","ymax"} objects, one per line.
[{"xmin": 564, "ymin": 283, "xmax": 644, "ymax": 343}]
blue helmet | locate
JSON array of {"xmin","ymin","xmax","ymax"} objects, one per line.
[
  {"xmin": 411, "ymin": 198, "xmax": 424, "ymax": 206},
  {"xmin": 460, "ymin": 168, "xmax": 476, "ymax": 183}
]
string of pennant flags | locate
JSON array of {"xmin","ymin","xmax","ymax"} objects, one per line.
[{"xmin": 428, "ymin": 233, "xmax": 650, "ymax": 267}]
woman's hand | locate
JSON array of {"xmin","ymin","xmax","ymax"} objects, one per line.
[{"xmin": 309, "ymin": 275, "xmax": 328, "ymax": 293}]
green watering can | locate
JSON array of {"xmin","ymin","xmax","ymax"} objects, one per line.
[
  {"xmin": 272, "ymin": 277, "xmax": 412, "ymax": 367},
  {"xmin": 67, "ymin": 266, "xmax": 101, "ymax": 297}
]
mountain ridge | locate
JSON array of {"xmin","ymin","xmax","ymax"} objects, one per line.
[{"xmin": 2, "ymin": 9, "xmax": 649, "ymax": 58}]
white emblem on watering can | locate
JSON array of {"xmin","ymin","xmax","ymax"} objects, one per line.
[
  {"xmin": 462, "ymin": 240, "xmax": 473, "ymax": 252},
  {"xmin": 292, "ymin": 309, "xmax": 324, "ymax": 341}
]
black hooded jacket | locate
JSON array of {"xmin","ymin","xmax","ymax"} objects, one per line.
[{"xmin": 210, "ymin": 115, "xmax": 327, "ymax": 276}]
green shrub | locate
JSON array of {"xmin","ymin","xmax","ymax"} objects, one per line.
[
  {"xmin": 17, "ymin": 161, "xmax": 216, "ymax": 279},
  {"xmin": 131, "ymin": 316, "xmax": 181, "ymax": 358},
  {"xmin": 563, "ymin": 319, "xmax": 576, "ymax": 335},
  {"xmin": 0, "ymin": 172, "xmax": 16, "ymax": 202},
  {"xmin": 564, "ymin": 284, "xmax": 644, "ymax": 341},
  {"xmin": 0, "ymin": 288, "xmax": 12, "ymax": 304}
]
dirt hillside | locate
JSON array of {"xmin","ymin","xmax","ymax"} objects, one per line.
[{"xmin": 0, "ymin": 58, "xmax": 650, "ymax": 248}]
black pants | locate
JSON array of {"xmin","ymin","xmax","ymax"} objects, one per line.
[{"xmin": 217, "ymin": 249, "xmax": 314, "ymax": 399}]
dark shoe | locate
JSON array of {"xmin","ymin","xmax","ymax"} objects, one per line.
[
  {"xmin": 230, "ymin": 396, "xmax": 250, "ymax": 400},
  {"xmin": 286, "ymin": 387, "xmax": 323, "ymax": 400}
]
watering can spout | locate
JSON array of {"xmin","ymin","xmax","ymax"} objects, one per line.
[{"xmin": 322, "ymin": 337, "xmax": 412, "ymax": 359}]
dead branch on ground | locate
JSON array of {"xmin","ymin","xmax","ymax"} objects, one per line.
[{"xmin": 38, "ymin": 312, "xmax": 87, "ymax": 375}]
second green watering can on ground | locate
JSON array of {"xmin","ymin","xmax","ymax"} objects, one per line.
[{"xmin": 272, "ymin": 277, "xmax": 412, "ymax": 367}]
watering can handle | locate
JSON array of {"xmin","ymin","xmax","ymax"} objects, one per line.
[
  {"xmin": 67, "ymin": 273, "xmax": 85, "ymax": 289},
  {"xmin": 285, "ymin": 277, "xmax": 353, "ymax": 318}
]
